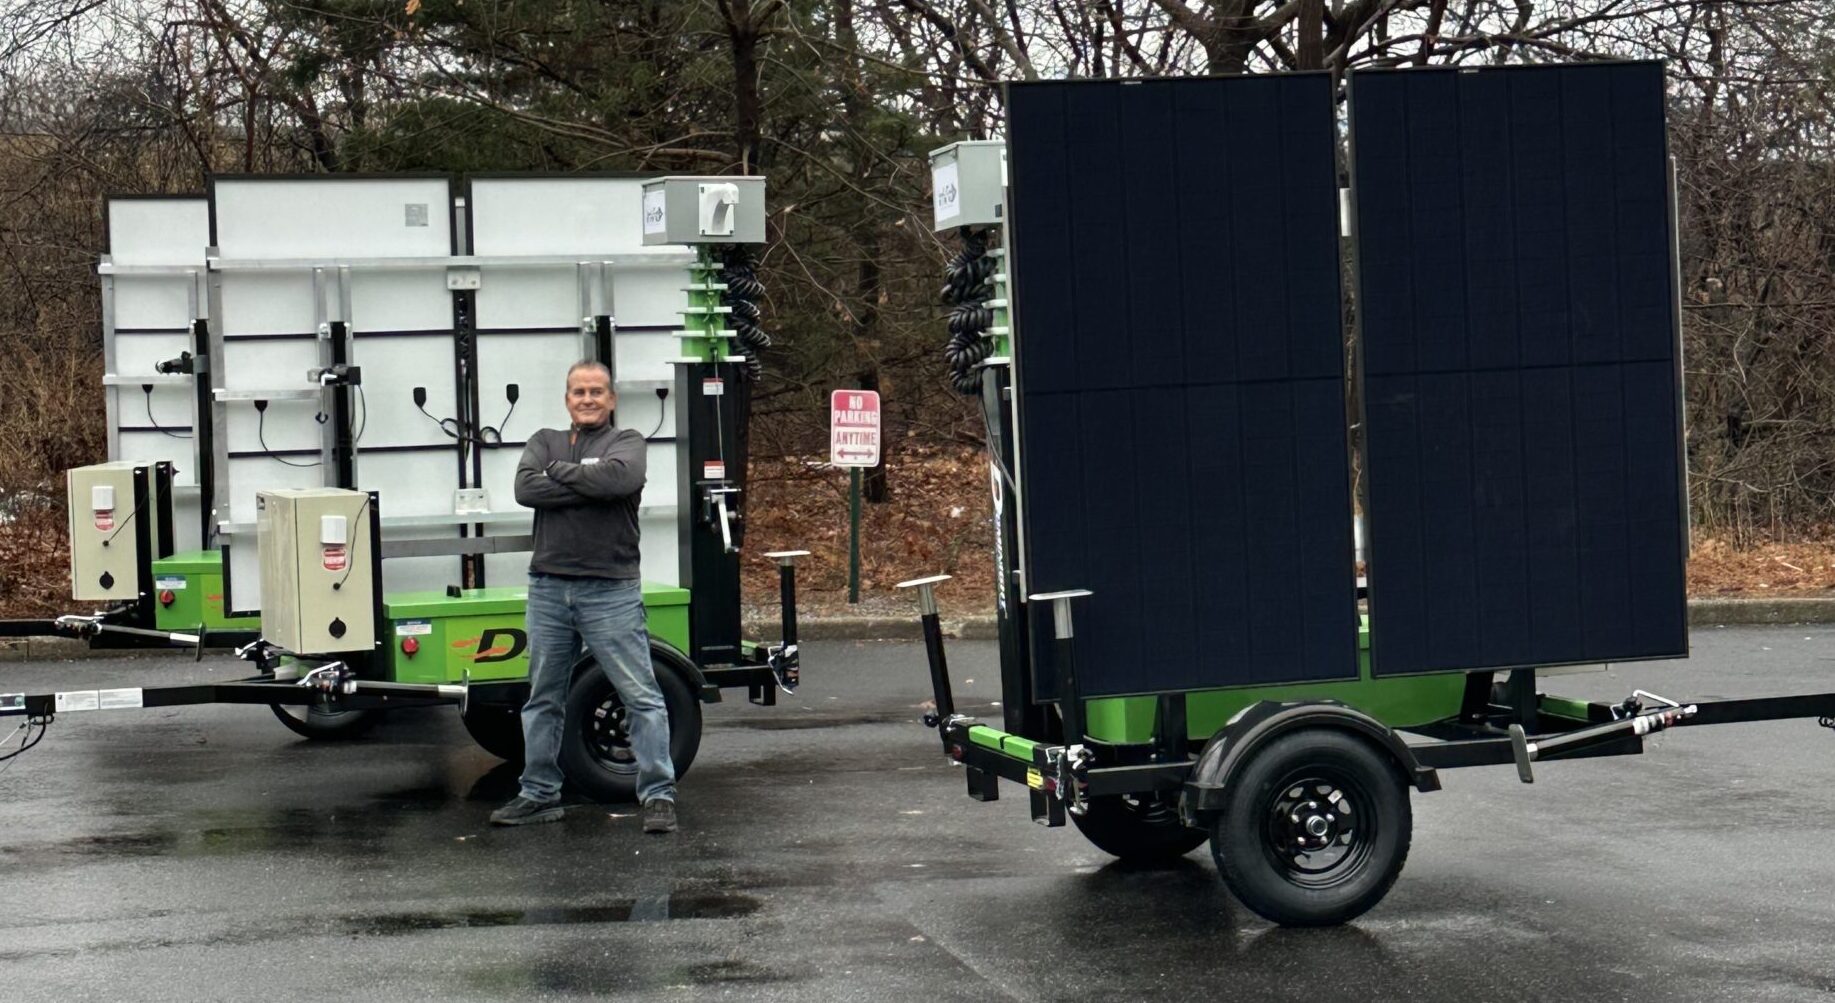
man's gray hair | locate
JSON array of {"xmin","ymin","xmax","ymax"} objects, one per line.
[{"xmin": 566, "ymin": 360, "xmax": 612, "ymax": 385}]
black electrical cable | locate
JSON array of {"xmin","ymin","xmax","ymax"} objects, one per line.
[
  {"xmin": 98, "ymin": 479, "xmax": 155, "ymax": 549},
  {"xmin": 0, "ymin": 717, "xmax": 50, "ymax": 767},
  {"xmin": 489, "ymin": 398, "xmax": 516, "ymax": 444},
  {"xmin": 416, "ymin": 399, "xmax": 463, "ymax": 440},
  {"xmin": 417, "ymin": 401, "xmax": 502, "ymax": 447},
  {"xmin": 333, "ymin": 494, "xmax": 372, "ymax": 592},
  {"xmin": 354, "ymin": 384, "xmax": 368, "ymax": 444},
  {"xmin": 941, "ymin": 226, "xmax": 998, "ymax": 395},
  {"xmin": 719, "ymin": 244, "xmax": 769, "ymax": 382},
  {"xmin": 257, "ymin": 402, "xmax": 322, "ymax": 468},
  {"xmin": 142, "ymin": 385, "xmax": 191, "ymax": 439}
]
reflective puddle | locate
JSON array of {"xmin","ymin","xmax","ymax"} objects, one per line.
[{"xmin": 344, "ymin": 893, "xmax": 762, "ymax": 936}]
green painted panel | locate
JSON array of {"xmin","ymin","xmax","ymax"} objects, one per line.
[
  {"xmin": 648, "ymin": 604, "xmax": 690, "ymax": 657},
  {"xmin": 968, "ymin": 725, "xmax": 1005, "ymax": 751},
  {"xmin": 1538, "ymin": 695, "xmax": 1594, "ymax": 723},
  {"xmin": 151, "ymin": 564, "xmax": 255, "ymax": 633},
  {"xmin": 153, "ymin": 550, "xmax": 224, "ymax": 575},
  {"xmin": 384, "ymin": 582, "xmax": 691, "ymax": 621},
  {"xmin": 389, "ymin": 613, "xmax": 531, "ymax": 684},
  {"xmin": 964, "ymin": 725, "xmax": 1040, "ymax": 764},
  {"xmin": 384, "ymin": 586, "xmax": 694, "ymax": 684},
  {"xmin": 1085, "ymin": 698, "xmax": 1157, "ymax": 744},
  {"xmin": 1001, "ymin": 734, "xmax": 1040, "ymax": 759},
  {"xmin": 1082, "ymin": 618, "xmax": 1466, "ymax": 744}
]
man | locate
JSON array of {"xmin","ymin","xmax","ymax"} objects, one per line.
[{"xmin": 490, "ymin": 360, "xmax": 677, "ymax": 833}]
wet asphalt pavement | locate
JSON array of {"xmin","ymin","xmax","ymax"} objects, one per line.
[{"xmin": 3, "ymin": 627, "xmax": 1835, "ymax": 1001}]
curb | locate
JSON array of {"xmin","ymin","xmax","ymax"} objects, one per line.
[
  {"xmin": 7, "ymin": 598, "xmax": 1832, "ymax": 661},
  {"xmin": 742, "ymin": 615, "xmax": 1000, "ymax": 642},
  {"xmin": 1686, "ymin": 597, "xmax": 1835, "ymax": 627},
  {"xmin": 754, "ymin": 596, "xmax": 1835, "ymax": 640},
  {"xmin": 0, "ymin": 637, "xmax": 193, "ymax": 663}
]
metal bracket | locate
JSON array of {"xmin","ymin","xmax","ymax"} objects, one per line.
[{"xmin": 1047, "ymin": 743, "xmax": 1094, "ymax": 816}]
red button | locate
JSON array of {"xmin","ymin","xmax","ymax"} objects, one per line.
[
  {"xmin": 158, "ymin": 590, "xmax": 175, "ymax": 607},
  {"xmin": 401, "ymin": 637, "xmax": 420, "ymax": 657}
]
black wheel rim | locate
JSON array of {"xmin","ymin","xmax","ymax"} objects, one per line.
[
  {"xmin": 585, "ymin": 691, "xmax": 637, "ymax": 775},
  {"xmin": 1260, "ymin": 769, "xmax": 1377, "ymax": 888}
]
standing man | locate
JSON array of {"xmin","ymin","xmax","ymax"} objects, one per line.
[{"xmin": 490, "ymin": 360, "xmax": 678, "ymax": 833}]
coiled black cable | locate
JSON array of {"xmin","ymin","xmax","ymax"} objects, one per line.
[
  {"xmin": 942, "ymin": 226, "xmax": 997, "ymax": 394},
  {"xmin": 720, "ymin": 244, "xmax": 770, "ymax": 381}
]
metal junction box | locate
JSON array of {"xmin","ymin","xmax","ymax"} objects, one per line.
[
  {"xmin": 257, "ymin": 488, "xmax": 375, "ymax": 655},
  {"xmin": 67, "ymin": 461, "xmax": 166, "ymax": 602},
  {"xmin": 641, "ymin": 176, "xmax": 767, "ymax": 245},
  {"xmin": 930, "ymin": 140, "xmax": 1006, "ymax": 231}
]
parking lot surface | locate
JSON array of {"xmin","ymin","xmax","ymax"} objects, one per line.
[{"xmin": 3, "ymin": 628, "xmax": 1835, "ymax": 1001}]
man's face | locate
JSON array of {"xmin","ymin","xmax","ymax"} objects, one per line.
[{"xmin": 565, "ymin": 368, "xmax": 615, "ymax": 427}]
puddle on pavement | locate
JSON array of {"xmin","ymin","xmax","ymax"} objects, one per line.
[
  {"xmin": 345, "ymin": 893, "xmax": 761, "ymax": 936},
  {"xmin": 0, "ymin": 831, "xmax": 179, "ymax": 862}
]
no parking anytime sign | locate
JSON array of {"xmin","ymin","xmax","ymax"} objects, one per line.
[{"xmin": 830, "ymin": 390, "xmax": 881, "ymax": 467}]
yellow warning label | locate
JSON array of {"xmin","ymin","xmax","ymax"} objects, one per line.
[{"xmin": 1026, "ymin": 768, "xmax": 1044, "ymax": 790}]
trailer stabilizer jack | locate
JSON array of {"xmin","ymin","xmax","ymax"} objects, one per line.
[
  {"xmin": 764, "ymin": 551, "xmax": 809, "ymax": 695},
  {"xmin": 897, "ymin": 573, "xmax": 957, "ymax": 747}
]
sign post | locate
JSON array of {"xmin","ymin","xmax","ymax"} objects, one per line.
[{"xmin": 830, "ymin": 390, "xmax": 882, "ymax": 604}]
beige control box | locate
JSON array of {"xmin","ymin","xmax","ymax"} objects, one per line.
[
  {"xmin": 67, "ymin": 461, "xmax": 165, "ymax": 602},
  {"xmin": 257, "ymin": 488, "xmax": 375, "ymax": 655}
]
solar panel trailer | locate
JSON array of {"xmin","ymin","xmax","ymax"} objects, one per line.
[
  {"xmin": 905, "ymin": 64, "xmax": 1835, "ymax": 927},
  {"xmin": 2, "ymin": 172, "xmax": 807, "ymax": 804}
]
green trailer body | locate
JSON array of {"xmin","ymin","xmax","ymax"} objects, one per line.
[
  {"xmin": 382, "ymin": 585, "xmax": 692, "ymax": 685},
  {"xmin": 151, "ymin": 550, "xmax": 257, "ymax": 634},
  {"xmin": 1083, "ymin": 618, "xmax": 1468, "ymax": 745},
  {"xmin": 975, "ymin": 618, "xmax": 1474, "ymax": 760}
]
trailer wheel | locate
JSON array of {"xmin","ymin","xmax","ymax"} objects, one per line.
[
  {"xmin": 1209, "ymin": 729, "xmax": 1411, "ymax": 927},
  {"xmin": 1072, "ymin": 793, "xmax": 1210, "ymax": 862},
  {"xmin": 461, "ymin": 703, "xmax": 525, "ymax": 763},
  {"xmin": 557, "ymin": 655, "xmax": 702, "ymax": 803},
  {"xmin": 270, "ymin": 703, "xmax": 376, "ymax": 740}
]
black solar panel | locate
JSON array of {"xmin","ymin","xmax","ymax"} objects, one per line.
[
  {"xmin": 1350, "ymin": 62, "xmax": 1687, "ymax": 676},
  {"xmin": 1007, "ymin": 76, "xmax": 1359, "ymax": 701}
]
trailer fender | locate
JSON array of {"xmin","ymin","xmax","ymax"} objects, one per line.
[
  {"xmin": 574, "ymin": 640, "xmax": 712, "ymax": 703},
  {"xmin": 1181, "ymin": 700, "xmax": 1440, "ymax": 826}
]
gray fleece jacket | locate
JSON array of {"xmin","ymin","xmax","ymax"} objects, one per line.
[{"xmin": 514, "ymin": 421, "xmax": 646, "ymax": 579}]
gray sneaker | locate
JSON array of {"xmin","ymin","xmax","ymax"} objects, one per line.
[
  {"xmin": 490, "ymin": 795, "xmax": 563, "ymax": 826},
  {"xmin": 642, "ymin": 798, "xmax": 678, "ymax": 834}
]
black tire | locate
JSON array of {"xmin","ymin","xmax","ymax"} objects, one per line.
[
  {"xmin": 558, "ymin": 653, "xmax": 702, "ymax": 803},
  {"xmin": 270, "ymin": 702, "xmax": 377, "ymax": 740},
  {"xmin": 1209, "ymin": 729, "xmax": 1412, "ymax": 927},
  {"xmin": 1072, "ymin": 794, "xmax": 1211, "ymax": 862},
  {"xmin": 461, "ymin": 702, "xmax": 525, "ymax": 763}
]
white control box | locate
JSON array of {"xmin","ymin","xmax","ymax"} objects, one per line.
[
  {"xmin": 257, "ymin": 488, "xmax": 375, "ymax": 655},
  {"xmin": 641, "ymin": 176, "xmax": 766, "ymax": 245},
  {"xmin": 67, "ymin": 461, "xmax": 166, "ymax": 602},
  {"xmin": 930, "ymin": 140, "xmax": 1006, "ymax": 231}
]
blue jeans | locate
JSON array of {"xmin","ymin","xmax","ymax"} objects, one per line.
[{"xmin": 519, "ymin": 574, "xmax": 676, "ymax": 805}]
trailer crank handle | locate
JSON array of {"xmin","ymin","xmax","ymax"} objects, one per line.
[
  {"xmin": 709, "ymin": 487, "xmax": 740, "ymax": 554},
  {"xmin": 1508, "ymin": 704, "xmax": 1698, "ymax": 783}
]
